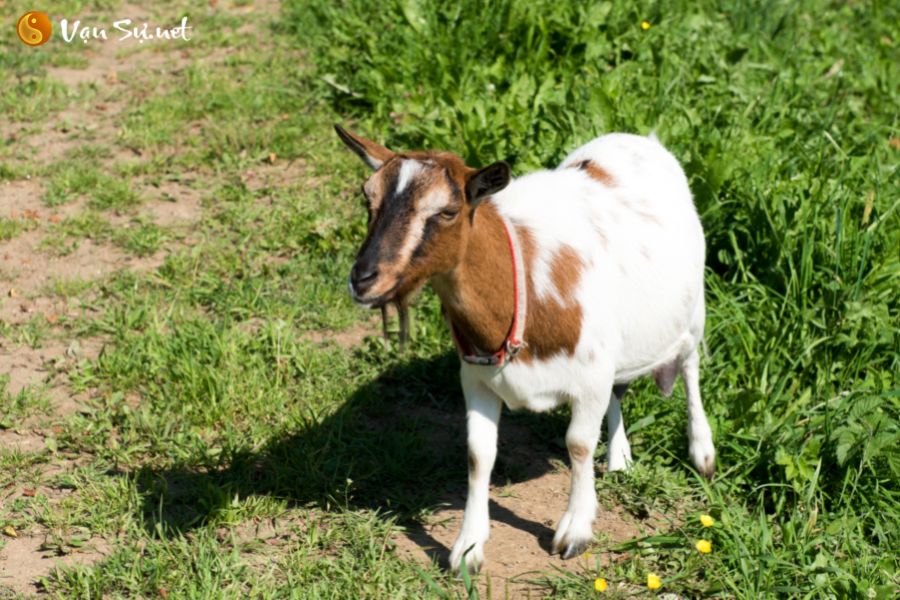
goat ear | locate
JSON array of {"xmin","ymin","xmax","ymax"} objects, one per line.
[
  {"xmin": 465, "ymin": 161, "xmax": 511, "ymax": 207},
  {"xmin": 334, "ymin": 125, "xmax": 395, "ymax": 170}
]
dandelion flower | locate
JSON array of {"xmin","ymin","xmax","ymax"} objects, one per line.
[
  {"xmin": 647, "ymin": 573, "xmax": 662, "ymax": 590},
  {"xmin": 700, "ymin": 514, "xmax": 715, "ymax": 527},
  {"xmin": 641, "ymin": 20, "xmax": 652, "ymax": 31},
  {"xmin": 583, "ymin": 552, "xmax": 592, "ymax": 560},
  {"xmin": 696, "ymin": 539, "xmax": 712, "ymax": 554},
  {"xmin": 594, "ymin": 577, "xmax": 608, "ymax": 592}
]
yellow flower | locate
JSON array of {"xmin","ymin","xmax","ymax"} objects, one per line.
[
  {"xmin": 647, "ymin": 573, "xmax": 662, "ymax": 590},
  {"xmin": 700, "ymin": 514, "xmax": 715, "ymax": 527},
  {"xmin": 696, "ymin": 539, "xmax": 712, "ymax": 554},
  {"xmin": 641, "ymin": 20, "xmax": 652, "ymax": 31},
  {"xmin": 583, "ymin": 552, "xmax": 592, "ymax": 560},
  {"xmin": 594, "ymin": 577, "xmax": 608, "ymax": 592}
]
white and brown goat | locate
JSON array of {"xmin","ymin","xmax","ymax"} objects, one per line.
[{"xmin": 336, "ymin": 125, "xmax": 715, "ymax": 572}]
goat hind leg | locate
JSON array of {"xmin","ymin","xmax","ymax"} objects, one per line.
[
  {"xmin": 682, "ymin": 348, "xmax": 715, "ymax": 478},
  {"xmin": 606, "ymin": 384, "xmax": 632, "ymax": 472}
]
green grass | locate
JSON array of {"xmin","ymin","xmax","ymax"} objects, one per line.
[
  {"xmin": 41, "ymin": 211, "xmax": 167, "ymax": 257},
  {"xmin": 42, "ymin": 158, "xmax": 142, "ymax": 209},
  {"xmin": 0, "ymin": 216, "xmax": 37, "ymax": 241},
  {"xmin": 1, "ymin": 376, "xmax": 54, "ymax": 425},
  {"xmin": 42, "ymin": 161, "xmax": 104, "ymax": 206},
  {"xmin": 0, "ymin": 0, "xmax": 897, "ymax": 598}
]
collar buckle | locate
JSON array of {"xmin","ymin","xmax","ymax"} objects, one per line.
[{"xmin": 505, "ymin": 339, "xmax": 525, "ymax": 359}]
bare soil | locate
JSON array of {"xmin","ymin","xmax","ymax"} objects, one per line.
[
  {"xmin": 0, "ymin": 5, "xmax": 205, "ymax": 595},
  {"xmin": 0, "ymin": 536, "xmax": 110, "ymax": 594},
  {"xmin": 392, "ymin": 467, "xmax": 641, "ymax": 598},
  {"xmin": 305, "ymin": 315, "xmax": 383, "ymax": 350}
]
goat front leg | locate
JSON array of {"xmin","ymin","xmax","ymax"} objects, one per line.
[
  {"xmin": 552, "ymin": 380, "xmax": 611, "ymax": 559},
  {"xmin": 449, "ymin": 375, "xmax": 502, "ymax": 574}
]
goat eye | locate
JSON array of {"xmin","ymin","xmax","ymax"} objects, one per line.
[{"xmin": 440, "ymin": 208, "xmax": 459, "ymax": 221}]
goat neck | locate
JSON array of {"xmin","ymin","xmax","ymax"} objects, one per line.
[{"xmin": 431, "ymin": 202, "xmax": 515, "ymax": 357}]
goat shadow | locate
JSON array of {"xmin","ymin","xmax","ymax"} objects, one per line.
[{"xmin": 131, "ymin": 351, "xmax": 572, "ymax": 567}]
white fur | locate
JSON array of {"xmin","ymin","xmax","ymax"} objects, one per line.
[
  {"xmin": 395, "ymin": 159, "xmax": 446, "ymax": 268},
  {"xmin": 449, "ymin": 133, "xmax": 715, "ymax": 572},
  {"xmin": 396, "ymin": 158, "xmax": 423, "ymax": 194},
  {"xmin": 395, "ymin": 185, "xmax": 446, "ymax": 276}
]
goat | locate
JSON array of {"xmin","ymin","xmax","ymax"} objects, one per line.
[{"xmin": 335, "ymin": 125, "xmax": 715, "ymax": 573}]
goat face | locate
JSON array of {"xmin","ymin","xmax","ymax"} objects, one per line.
[{"xmin": 335, "ymin": 125, "xmax": 510, "ymax": 308}]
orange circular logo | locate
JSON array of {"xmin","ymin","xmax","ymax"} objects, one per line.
[{"xmin": 16, "ymin": 11, "xmax": 52, "ymax": 46}]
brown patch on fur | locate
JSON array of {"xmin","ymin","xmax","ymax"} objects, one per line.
[
  {"xmin": 363, "ymin": 168, "xmax": 387, "ymax": 213},
  {"xmin": 568, "ymin": 443, "xmax": 590, "ymax": 463},
  {"xmin": 432, "ymin": 204, "xmax": 515, "ymax": 356},
  {"xmin": 414, "ymin": 165, "xmax": 454, "ymax": 208},
  {"xmin": 574, "ymin": 159, "xmax": 615, "ymax": 186},
  {"xmin": 433, "ymin": 212, "xmax": 585, "ymax": 364},
  {"xmin": 517, "ymin": 229, "xmax": 584, "ymax": 361},
  {"xmin": 550, "ymin": 245, "xmax": 584, "ymax": 298},
  {"xmin": 403, "ymin": 150, "xmax": 475, "ymax": 186}
]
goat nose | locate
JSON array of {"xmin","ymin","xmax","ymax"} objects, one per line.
[{"xmin": 350, "ymin": 263, "xmax": 379, "ymax": 292}]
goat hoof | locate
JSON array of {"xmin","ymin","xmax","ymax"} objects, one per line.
[
  {"xmin": 449, "ymin": 538, "xmax": 485, "ymax": 575},
  {"xmin": 690, "ymin": 439, "xmax": 716, "ymax": 480},
  {"xmin": 552, "ymin": 511, "xmax": 595, "ymax": 558},
  {"xmin": 551, "ymin": 527, "xmax": 593, "ymax": 559},
  {"xmin": 561, "ymin": 540, "xmax": 591, "ymax": 560},
  {"xmin": 606, "ymin": 453, "xmax": 632, "ymax": 474}
]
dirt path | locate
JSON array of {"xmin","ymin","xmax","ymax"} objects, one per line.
[
  {"xmin": 0, "ymin": 5, "xmax": 207, "ymax": 595},
  {"xmin": 392, "ymin": 467, "xmax": 641, "ymax": 597},
  {"xmin": 1, "ymin": 3, "xmax": 201, "ymax": 405}
]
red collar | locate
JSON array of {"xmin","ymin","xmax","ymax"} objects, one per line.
[{"xmin": 446, "ymin": 214, "xmax": 527, "ymax": 367}]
